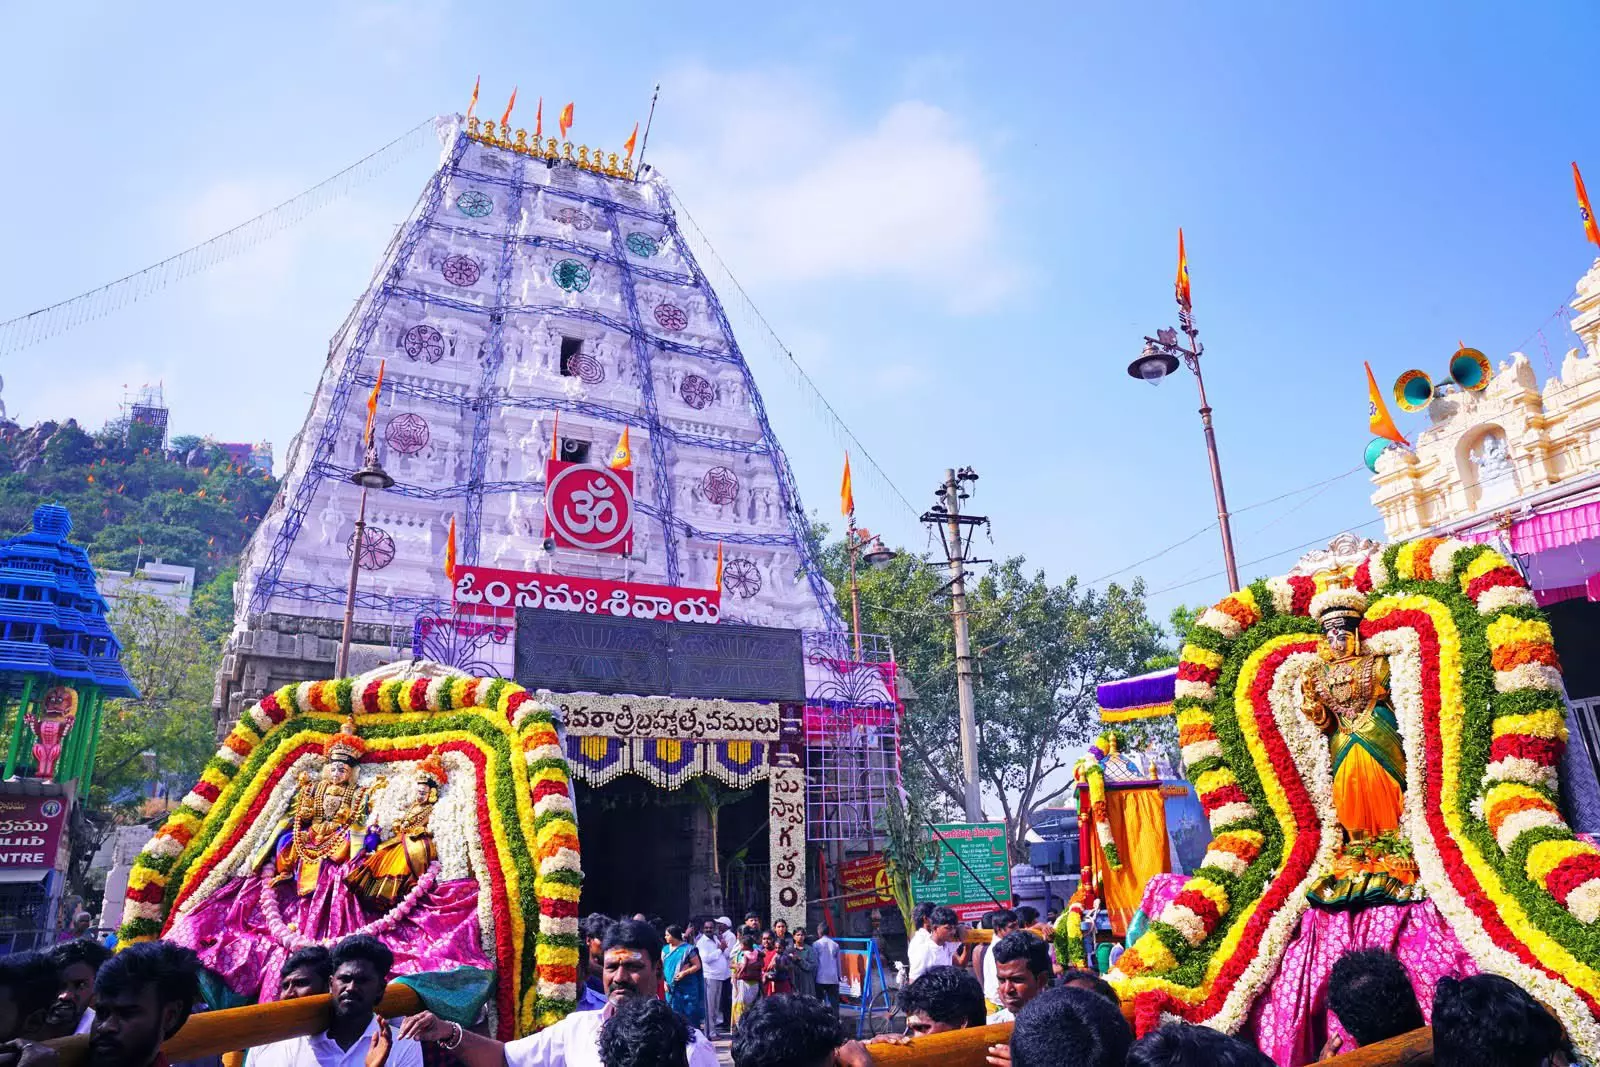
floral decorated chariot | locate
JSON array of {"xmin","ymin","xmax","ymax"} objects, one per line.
[
  {"xmin": 1108, "ymin": 537, "xmax": 1600, "ymax": 1064},
  {"xmin": 117, "ymin": 665, "xmax": 582, "ymax": 1038}
]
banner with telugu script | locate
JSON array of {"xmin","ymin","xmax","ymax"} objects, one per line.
[{"xmin": 452, "ymin": 564, "xmax": 721, "ymax": 623}]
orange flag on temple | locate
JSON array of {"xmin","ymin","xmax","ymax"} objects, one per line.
[
  {"xmin": 1175, "ymin": 228, "xmax": 1193, "ymax": 310},
  {"xmin": 715, "ymin": 541, "xmax": 724, "ymax": 590},
  {"xmin": 559, "ymin": 102, "xmax": 574, "ymax": 140},
  {"xmin": 1365, "ymin": 361, "xmax": 1410, "ymax": 447},
  {"xmin": 445, "ymin": 515, "xmax": 458, "ymax": 581},
  {"xmin": 466, "ymin": 76, "xmax": 480, "ymax": 120},
  {"xmin": 1575, "ymin": 163, "xmax": 1600, "ymax": 247},
  {"xmin": 610, "ymin": 426, "xmax": 633, "ymax": 470},
  {"xmin": 364, "ymin": 360, "xmax": 386, "ymax": 446},
  {"xmin": 841, "ymin": 453, "xmax": 855, "ymax": 517},
  {"xmin": 624, "ymin": 123, "xmax": 639, "ymax": 160},
  {"xmin": 501, "ymin": 87, "xmax": 518, "ymax": 129},
  {"xmin": 550, "ymin": 410, "xmax": 560, "ymax": 460},
  {"xmin": 535, "ymin": 97, "xmax": 543, "ymax": 140}
]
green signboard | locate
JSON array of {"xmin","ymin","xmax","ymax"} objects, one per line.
[{"xmin": 911, "ymin": 821, "xmax": 1012, "ymax": 921}]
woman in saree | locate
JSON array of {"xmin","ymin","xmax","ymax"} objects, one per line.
[
  {"xmin": 663, "ymin": 925, "xmax": 705, "ymax": 1029},
  {"xmin": 731, "ymin": 933, "xmax": 761, "ymax": 1026}
]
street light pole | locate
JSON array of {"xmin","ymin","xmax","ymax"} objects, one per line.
[
  {"xmin": 337, "ymin": 439, "xmax": 395, "ymax": 678},
  {"xmin": 1128, "ymin": 312, "xmax": 1242, "ymax": 593}
]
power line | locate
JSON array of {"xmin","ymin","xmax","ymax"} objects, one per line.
[
  {"xmin": 0, "ymin": 117, "xmax": 438, "ymax": 358},
  {"xmin": 667, "ymin": 190, "xmax": 919, "ymax": 520},
  {"xmin": 1145, "ymin": 517, "xmax": 1386, "ymax": 597}
]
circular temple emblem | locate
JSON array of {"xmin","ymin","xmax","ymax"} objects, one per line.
[
  {"xmin": 455, "ymin": 190, "xmax": 493, "ymax": 218},
  {"xmin": 546, "ymin": 464, "xmax": 634, "ymax": 551},
  {"xmin": 552, "ymin": 259, "xmax": 592, "ymax": 293},
  {"xmin": 654, "ymin": 303, "xmax": 689, "ymax": 331},
  {"xmin": 402, "ymin": 324, "xmax": 444, "ymax": 362},
  {"xmin": 440, "ymin": 254, "xmax": 481, "ymax": 287},
  {"xmin": 347, "ymin": 526, "xmax": 397, "ymax": 571},
  {"xmin": 567, "ymin": 353, "xmax": 605, "ymax": 385},
  {"xmin": 701, "ymin": 466, "xmax": 739, "ymax": 506},
  {"xmin": 385, "ymin": 413, "xmax": 430, "ymax": 455},
  {"xmin": 555, "ymin": 207, "xmax": 594, "ymax": 230},
  {"xmin": 626, "ymin": 232, "xmax": 659, "ymax": 257},
  {"xmin": 679, "ymin": 374, "xmax": 714, "ymax": 410},
  {"xmin": 722, "ymin": 557, "xmax": 762, "ymax": 599}
]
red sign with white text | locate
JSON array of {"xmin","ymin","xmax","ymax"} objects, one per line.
[
  {"xmin": 0, "ymin": 794, "xmax": 67, "ymax": 870},
  {"xmin": 453, "ymin": 564, "xmax": 722, "ymax": 624},
  {"xmin": 543, "ymin": 461, "xmax": 634, "ymax": 555}
]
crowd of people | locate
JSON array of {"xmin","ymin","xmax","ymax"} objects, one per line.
[{"xmin": 0, "ymin": 911, "xmax": 1582, "ymax": 1067}]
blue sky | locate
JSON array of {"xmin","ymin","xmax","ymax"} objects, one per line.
[{"xmin": 2, "ymin": 1, "xmax": 1596, "ymax": 624}]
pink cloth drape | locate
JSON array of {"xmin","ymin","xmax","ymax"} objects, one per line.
[
  {"xmin": 1458, "ymin": 501, "xmax": 1600, "ymax": 554},
  {"xmin": 1244, "ymin": 900, "xmax": 1476, "ymax": 1067},
  {"xmin": 165, "ymin": 862, "xmax": 490, "ymax": 1002}
]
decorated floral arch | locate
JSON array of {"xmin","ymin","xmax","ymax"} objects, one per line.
[
  {"xmin": 117, "ymin": 673, "xmax": 581, "ymax": 1038},
  {"xmin": 1109, "ymin": 537, "xmax": 1600, "ymax": 1054}
]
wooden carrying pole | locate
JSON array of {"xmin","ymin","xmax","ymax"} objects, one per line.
[
  {"xmin": 46, "ymin": 986, "xmax": 423, "ymax": 1067},
  {"xmin": 47, "ymin": 989, "xmax": 1431, "ymax": 1067}
]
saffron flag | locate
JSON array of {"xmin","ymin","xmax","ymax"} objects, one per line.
[
  {"xmin": 364, "ymin": 360, "xmax": 386, "ymax": 446},
  {"xmin": 1365, "ymin": 361, "xmax": 1410, "ymax": 447},
  {"xmin": 550, "ymin": 410, "xmax": 560, "ymax": 460},
  {"xmin": 624, "ymin": 123, "xmax": 639, "ymax": 160},
  {"xmin": 841, "ymin": 453, "xmax": 855, "ymax": 517},
  {"xmin": 535, "ymin": 97, "xmax": 543, "ymax": 140},
  {"xmin": 1575, "ymin": 163, "xmax": 1600, "ymax": 247},
  {"xmin": 610, "ymin": 426, "xmax": 632, "ymax": 470},
  {"xmin": 501, "ymin": 87, "xmax": 517, "ymax": 129},
  {"xmin": 445, "ymin": 516, "xmax": 458, "ymax": 581},
  {"xmin": 1175, "ymin": 228, "xmax": 1192, "ymax": 310},
  {"xmin": 466, "ymin": 75, "xmax": 480, "ymax": 120},
  {"xmin": 560, "ymin": 102, "xmax": 574, "ymax": 140},
  {"xmin": 715, "ymin": 541, "xmax": 724, "ymax": 590}
]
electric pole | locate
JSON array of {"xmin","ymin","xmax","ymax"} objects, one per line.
[{"xmin": 921, "ymin": 467, "xmax": 988, "ymax": 823}]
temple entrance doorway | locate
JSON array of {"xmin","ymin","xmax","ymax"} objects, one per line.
[{"xmin": 575, "ymin": 777, "xmax": 771, "ymax": 924}]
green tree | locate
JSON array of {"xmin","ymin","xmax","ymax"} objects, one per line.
[
  {"xmin": 821, "ymin": 536, "xmax": 1164, "ymax": 860},
  {"xmin": 73, "ymin": 594, "xmax": 221, "ymax": 893}
]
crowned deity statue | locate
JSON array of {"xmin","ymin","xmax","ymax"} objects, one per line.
[
  {"xmin": 345, "ymin": 751, "xmax": 447, "ymax": 910},
  {"xmin": 251, "ymin": 720, "xmax": 385, "ymax": 897},
  {"xmin": 26, "ymin": 687, "xmax": 77, "ymax": 780},
  {"xmin": 1299, "ymin": 580, "xmax": 1423, "ymax": 907}
]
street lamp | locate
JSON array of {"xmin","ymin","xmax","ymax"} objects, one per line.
[
  {"xmin": 1129, "ymin": 318, "xmax": 1242, "ymax": 593},
  {"xmin": 846, "ymin": 527, "xmax": 896, "ymax": 659},
  {"xmin": 337, "ymin": 441, "xmax": 395, "ymax": 677}
]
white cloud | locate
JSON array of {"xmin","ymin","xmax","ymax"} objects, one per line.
[{"xmin": 649, "ymin": 64, "xmax": 1010, "ymax": 309}]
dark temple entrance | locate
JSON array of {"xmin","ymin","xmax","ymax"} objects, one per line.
[{"xmin": 575, "ymin": 777, "xmax": 771, "ymax": 924}]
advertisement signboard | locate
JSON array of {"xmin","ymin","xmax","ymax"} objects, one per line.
[
  {"xmin": 910, "ymin": 822, "xmax": 1012, "ymax": 922},
  {"xmin": 0, "ymin": 795, "xmax": 67, "ymax": 870},
  {"xmin": 840, "ymin": 853, "xmax": 896, "ymax": 912}
]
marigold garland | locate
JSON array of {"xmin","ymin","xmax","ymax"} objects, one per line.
[
  {"xmin": 1107, "ymin": 538, "xmax": 1600, "ymax": 1057},
  {"xmin": 116, "ymin": 675, "xmax": 581, "ymax": 1038}
]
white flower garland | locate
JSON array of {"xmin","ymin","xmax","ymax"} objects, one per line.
[{"xmin": 1366, "ymin": 620, "xmax": 1600, "ymax": 1058}]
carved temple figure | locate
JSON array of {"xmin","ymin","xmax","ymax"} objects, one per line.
[
  {"xmin": 251, "ymin": 720, "xmax": 385, "ymax": 897},
  {"xmin": 26, "ymin": 686, "xmax": 77, "ymax": 779},
  {"xmin": 1299, "ymin": 581, "xmax": 1423, "ymax": 908},
  {"xmin": 345, "ymin": 751, "xmax": 446, "ymax": 910}
]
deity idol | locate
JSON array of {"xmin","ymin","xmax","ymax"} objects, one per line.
[
  {"xmin": 26, "ymin": 687, "xmax": 77, "ymax": 779},
  {"xmin": 1299, "ymin": 581, "xmax": 1423, "ymax": 907},
  {"xmin": 251, "ymin": 720, "xmax": 385, "ymax": 897},
  {"xmin": 346, "ymin": 752, "xmax": 447, "ymax": 909}
]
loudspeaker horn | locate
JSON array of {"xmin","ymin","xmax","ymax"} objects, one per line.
[
  {"xmin": 1394, "ymin": 369, "xmax": 1433, "ymax": 412},
  {"xmin": 1450, "ymin": 347, "xmax": 1491, "ymax": 392}
]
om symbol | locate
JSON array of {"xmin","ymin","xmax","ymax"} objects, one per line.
[{"xmin": 562, "ymin": 477, "xmax": 619, "ymax": 535}]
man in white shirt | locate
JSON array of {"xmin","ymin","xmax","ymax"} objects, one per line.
[
  {"xmin": 984, "ymin": 931, "xmax": 1050, "ymax": 1025},
  {"xmin": 399, "ymin": 919, "xmax": 718, "ymax": 1067},
  {"xmin": 810, "ymin": 925, "xmax": 841, "ymax": 1016},
  {"xmin": 44, "ymin": 939, "xmax": 110, "ymax": 1038},
  {"xmin": 251, "ymin": 936, "xmax": 421, "ymax": 1067},
  {"xmin": 977, "ymin": 909, "xmax": 1019, "ymax": 1008},
  {"xmin": 907, "ymin": 906, "xmax": 962, "ymax": 981},
  {"xmin": 695, "ymin": 919, "xmax": 731, "ymax": 1034}
]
